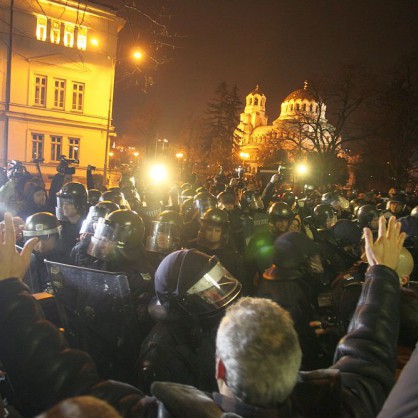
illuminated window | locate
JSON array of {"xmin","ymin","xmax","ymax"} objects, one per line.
[
  {"xmin": 53, "ymin": 79, "xmax": 65, "ymax": 109},
  {"xmin": 50, "ymin": 20, "xmax": 61, "ymax": 44},
  {"xmin": 68, "ymin": 138, "xmax": 80, "ymax": 161},
  {"xmin": 64, "ymin": 23, "xmax": 74, "ymax": 47},
  {"xmin": 77, "ymin": 26, "xmax": 87, "ymax": 50},
  {"xmin": 36, "ymin": 15, "xmax": 47, "ymax": 41},
  {"xmin": 50, "ymin": 136, "xmax": 62, "ymax": 161},
  {"xmin": 34, "ymin": 75, "xmax": 47, "ymax": 106},
  {"xmin": 32, "ymin": 133, "xmax": 44, "ymax": 160},
  {"xmin": 72, "ymin": 82, "xmax": 84, "ymax": 112}
]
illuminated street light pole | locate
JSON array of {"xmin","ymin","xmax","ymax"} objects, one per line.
[
  {"xmin": 103, "ymin": 49, "xmax": 142, "ymax": 186},
  {"xmin": 176, "ymin": 151, "xmax": 184, "ymax": 179},
  {"xmin": 239, "ymin": 151, "xmax": 249, "ymax": 172}
]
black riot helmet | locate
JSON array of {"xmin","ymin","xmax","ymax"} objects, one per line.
[
  {"xmin": 180, "ymin": 198, "xmax": 196, "ymax": 222},
  {"xmin": 181, "ymin": 188, "xmax": 195, "ymax": 204},
  {"xmin": 411, "ymin": 206, "xmax": 418, "ymax": 217},
  {"xmin": 312, "ymin": 204, "xmax": 337, "ymax": 229},
  {"xmin": 240, "ymin": 190, "xmax": 264, "ymax": 212},
  {"xmin": 321, "ymin": 192, "xmax": 350, "ymax": 211},
  {"xmin": 217, "ymin": 190, "xmax": 236, "ymax": 209},
  {"xmin": 87, "ymin": 209, "xmax": 145, "ymax": 262},
  {"xmin": 331, "ymin": 219, "xmax": 362, "ymax": 247},
  {"xmin": 146, "ymin": 210, "xmax": 183, "ymax": 254},
  {"xmin": 121, "ymin": 186, "xmax": 141, "ymax": 203},
  {"xmin": 100, "ymin": 189, "xmax": 130, "ymax": 209},
  {"xmin": 23, "ymin": 212, "xmax": 61, "ymax": 242},
  {"xmin": 80, "ymin": 200, "xmax": 119, "ymax": 234},
  {"xmin": 201, "ymin": 207, "xmax": 229, "ymax": 226},
  {"xmin": 56, "ymin": 182, "xmax": 88, "ymax": 221},
  {"xmin": 149, "ymin": 249, "xmax": 241, "ymax": 320},
  {"xmin": 87, "ymin": 189, "xmax": 101, "ymax": 206},
  {"xmin": 268, "ymin": 202, "xmax": 294, "ymax": 224},
  {"xmin": 281, "ymin": 192, "xmax": 295, "ymax": 207},
  {"xmin": 194, "ymin": 191, "xmax": 217, "ymax": 217},
  {"xmin": 357, "ymin": 204, "xmax": 379, "ymax": 230}
]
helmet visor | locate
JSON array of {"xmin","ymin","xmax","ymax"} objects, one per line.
[
  {"xmin": 249, "ymin": 195, "xmax": 264, "ymax": 211},
  {"xmin": 146, "ymin": 221, "xmax": 181, "ymax": 253},
  {"xmin": 87, "ymin": 218, "xmax": 129, "ymax": 260},
  {"xmin": 179, "ymin": 262, "xmax": 241, "ymax": 316}
]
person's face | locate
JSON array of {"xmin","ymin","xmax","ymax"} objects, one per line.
[
  {"xmin": 274, "ymin": 218, "xmax": 290, "ymax": 234},
  {"xmin": 288, "ymin": 218, "xmax": 301, "ymax": 232},
  {"xmin": 370, "ymin": 217, "xmax": 379, "ymax": 231},
  {"xmin": 35, "ymin": 236, "xmax": 56, "ymax": 254},
  {"xmin": 33, "ymin": 190, "xmax": 46, "ymax": 206},
  {"xmin": 156, "ymin": 231, "xmax": 172, "ymax": 250},
  {"xmin": 204, "ymin": 225, "xmax": 223, "ymax": 244},
  {"xmin": 389, "ymin": 202, "xmax": 403, "ymax": 214},
  {"xmin": 223, "ymin": 203, "xmax": 235, "ymax": 212},
  {"xmin": 63, "ymin": 201, "xmax": 78, "ymax": 217}
]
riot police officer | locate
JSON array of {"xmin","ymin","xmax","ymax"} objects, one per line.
[
  {"xmin": 22, "ymin": 212, "xmax": 67, "ymax": 292},
  {"xmin": 56, "ymin": 182, "xmax": 88, "ymax": 253},
  {"xmin": 188, "ymin": 207, "xmax": 241, "ymax": 282},
  {"xmin": 145, "ymin": 210, "xmax": 183, "ymax": 269},
  {"xmin": 137, "ymin": 249, "xmax": 242, "ymax": 394}
]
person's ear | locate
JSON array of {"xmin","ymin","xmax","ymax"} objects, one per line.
[
  {"xmin": 400, "ymin": 275, "xmax": 409, "ymax": 287},
  {"xmin": 215, "ymin": 357, "xmax": 226, "ymax": 381}
]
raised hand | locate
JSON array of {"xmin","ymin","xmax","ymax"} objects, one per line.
[
  {"xmin": 0, "ymin": 213, "xmax": 38, "ymax": 280},
  {"xmin": 363, "ymin": 216, "xmax": 405, "ymax": 271}
]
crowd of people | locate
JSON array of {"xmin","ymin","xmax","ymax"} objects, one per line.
[{"xmin": 0, "ymin": 161, "xmax": 418, "ymax": 417}]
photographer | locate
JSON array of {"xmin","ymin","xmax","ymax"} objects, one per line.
[
  {"xmin": 47, "ymin": 156, "xmax": 75, "ymax": 209},
  {"xmin": 0, "ymin": 161, "xmax": 32, "ymax": 217}
]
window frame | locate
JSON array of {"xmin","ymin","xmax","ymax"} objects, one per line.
[
  {"xmin": 50, "ymin": 135, "xmax": 62, "ymax": 162},
  {"xmin": 31, "ymin": 133, "xmax": 44, "ymax": 160},
  {"xmin": 68, "ymin": 137, "xmax": 80, "ymax": 162},
  {"xmin": 71, "ymin": 82, "xmax": 85, "ymax": 112},
  {"xmin": 53, "ymin": 78, "xmax": 66, "ymax": 109},
  {"xmin": 34, "ymin": 75, "xmax": 47, "ymax": 107}
]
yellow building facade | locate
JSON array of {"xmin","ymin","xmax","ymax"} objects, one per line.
[{"xmin": 0, "ymin": 0, "xmax": 125, "ymax": 186}]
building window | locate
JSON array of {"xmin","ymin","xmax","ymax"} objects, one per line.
[
  {"xmin": 50, "ymin": 136, "xmax": 62, "ymax": 161},
  {"xmin": 72, "ymin": 82, "xmax": 84, "ymax": 112},
  {"xmin": 77, "ymin": 26, "xmax": 87, "ymax": 50},
  {"xmin": 68, "ymin": 138, "xmax": 80, "ymax": 161},
  {"xmin": 36, "ymin": 15, "xmax": 47, "ymax": 41},
  {"xmin": 302, "ymin": 103, "xmax": 306, "ymax": 111},
  {"xmin": 53, "ymin": 79, "xmax": 65, "ymax": 109},
  {"xmin": 34, "ymin": 75, "xmax": 47, "ymax": 106},
  {"xmin": 63, "ymin": 23, "xmax": 74, "ymax": 47},
  {"xmin": 32, "ymin": 133, "xmax": 44, "ymax": 160},
  {"xmin": 50, "ymin": 20, "xmax": 61, "ymax": 44}
]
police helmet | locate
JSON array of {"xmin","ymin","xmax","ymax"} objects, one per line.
[
  {"xmin": 312, "ymin": 204, "xmax": 337, "ymax": 229},
  {"xmin": 268, "ymin": 202, "xmax": 293, "ymax": 223},
  {"xmin": 149, "ymin": 249, "xmax": 241, "ymax": 319},
  {"xmin": 23, "ymin": 212, "xmax": 61, "ymax": 241}
]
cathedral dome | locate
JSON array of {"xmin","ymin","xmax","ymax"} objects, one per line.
[
  {"xmin": 284, "ymin": 87, "xmax": 315, "ymax": 102},
  {"xmin": 275, "ymin": 80, "xmax": 326, "ymax": 122}
]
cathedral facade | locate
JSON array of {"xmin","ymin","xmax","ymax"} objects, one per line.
[{"xmin": 236, "ymin": 82, "xmax": 334, "ymax": 174}]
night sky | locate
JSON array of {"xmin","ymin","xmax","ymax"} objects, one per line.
[{"xmin": 112, "ymin": 0, "xmax": 418, "ymax": 142}]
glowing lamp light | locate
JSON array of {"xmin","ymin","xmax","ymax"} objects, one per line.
[
  {"xmin": 296, "ymin": 163, "xmax": 308, "ymax": 175},
  {"xmin": 108, "ymin": 151, "xmax": 114, "ymax": 157},
  {"xmin": 149, "ymin": 164, "xmax": 168, "ymax": 183},
  {"xmin": 91, "ymin": 38, "xmax": 99, "ymax": 47},
  {"xmin": 240, "ymin": 152, "xmax": 250, "ymax": 159},
  {"xmin": 133, "ymin": 50, "xmax": 142, "ymax": 60},
  {"xmin": 176, "ymin": 152, "xmax": 184, "ymax": 159},
  {"xmin": 133, "ymin": 152, "xmax": 139, "ymax": 157}
]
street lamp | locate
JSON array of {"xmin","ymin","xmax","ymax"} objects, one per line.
[
  {"xmin": 103, "ymin": 50, "xmax": 143, "ymax": 184},
  {"xmin": 176, "ymin": 152, "xmax": 184, "ymax": 179},
  {"xmin": 239, "ymin": 152, "xmax": 249, "ymax": 171},
  {"xmin": 155, "ymin": 138, "xmax": 168, "ymax": 158}
]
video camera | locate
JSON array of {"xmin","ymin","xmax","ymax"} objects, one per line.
[
  {"xmin": 57, "ymin": 155, "xmax": 79, "ymax": 175},
  {"xmin": 7, "ymin": 160, "xmax": 30, "ymax": 180}
]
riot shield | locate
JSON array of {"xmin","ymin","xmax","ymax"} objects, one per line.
[{"xmin": 45, "ymin": 261, "xmax": 141, "ymax": 382}]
